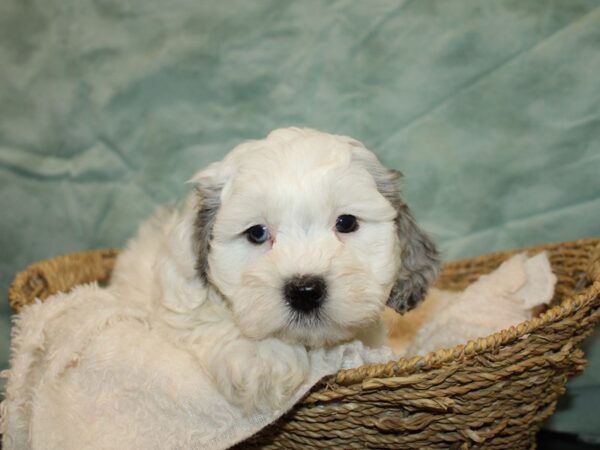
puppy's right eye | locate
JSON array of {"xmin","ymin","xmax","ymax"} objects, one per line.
[{"xmin": 245, "ymin": 224, "xmax": 270, "ymax": 244}]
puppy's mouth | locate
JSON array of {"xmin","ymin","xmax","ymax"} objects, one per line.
[
  {"xmin": 278, "ymin": 305, "xmax": 362, "ymax": 348},
  {"xmin": 286, "ymin": 307, "xmax": 326, "ymax": 328},
  {"xmin": 277, "ymin": 315, "xmax": 355, "ymax": 348}
]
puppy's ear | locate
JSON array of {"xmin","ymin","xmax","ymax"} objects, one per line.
[
  {"xmin": 193, "ymin": 180, "xmax": 222, "ymax": 284},
  {"xmin": 349, "ymin": 142, "xmax": 440, "ymax": 314},
  {"xmin": 189, "ymin": 161, "xmax": 231, "ymax": 284},
  {"xmin": 387, "ymin": 189, "xmax": 440, "ymax": 313},
  {"xmin": 189, "ymin": 140, "xmax": 257, "ymax": 283}
]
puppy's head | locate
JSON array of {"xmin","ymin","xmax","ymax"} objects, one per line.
[{"xmin": 191, "ymin": 128, "xmax": 439, "ymax": 347}]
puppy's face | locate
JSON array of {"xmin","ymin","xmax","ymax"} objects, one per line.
[{"xmin": 193, "ymin": 128, "xmax": 438, "ymax": 347}]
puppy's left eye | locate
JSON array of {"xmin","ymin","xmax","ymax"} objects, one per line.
[
  {"xmin": 245, "ymin": 224, "xmax": 270, "ymax": 244},
  {"xmin": 335, "ymin": 214, "xmax": 359, "ymax": 233}
]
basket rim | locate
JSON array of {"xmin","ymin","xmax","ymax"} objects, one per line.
[
  {"xmin": 305, "ymin": 238, "xmax": 600, "ymax": 396},
  {"xmin": 7, "ymin": 248, "xmax": 120, "ymax": 312}
]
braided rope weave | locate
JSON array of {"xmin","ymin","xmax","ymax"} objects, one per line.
[{"xmin": 8, "ymin": 239, "xmax": 600, "ymax": 449}]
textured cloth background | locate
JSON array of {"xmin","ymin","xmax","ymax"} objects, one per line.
[{"xmin": 1, "ymin": 0, "xmax": 599, "ymax": 435}]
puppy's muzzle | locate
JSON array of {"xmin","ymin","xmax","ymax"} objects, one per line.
[{"xmin": 284, "ymin": 275, "xmax": 327, "ymax": 313}]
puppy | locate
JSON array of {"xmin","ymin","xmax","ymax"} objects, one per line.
[{"xmin": 109, "ymin": 127, "xmax": 439, "ymax": 413}]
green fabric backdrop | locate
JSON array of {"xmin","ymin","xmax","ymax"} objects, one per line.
[{"xmin": 1, "ymin": 0, "xmax": 599, "ymax": 435}]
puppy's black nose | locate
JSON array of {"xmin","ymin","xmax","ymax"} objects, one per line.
[{"xmin": 284, "ymin": 275, "xmax": 327, "ymax": 313}]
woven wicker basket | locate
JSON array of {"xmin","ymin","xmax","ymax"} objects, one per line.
[{"xmin": 7, "ymin": 239, "xmax": 600, "ymax": 449}]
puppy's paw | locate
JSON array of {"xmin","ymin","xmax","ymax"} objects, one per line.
[{"xmin": 209, "ymin": 338, "xmax": 309, "ymax": 415}]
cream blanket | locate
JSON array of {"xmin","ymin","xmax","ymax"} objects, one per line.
[{"xmin": 388, "ymin": 252, "xmax": 557, "ymax": 357}]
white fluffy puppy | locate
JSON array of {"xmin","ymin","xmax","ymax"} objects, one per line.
[{"xmin": 109, "ymin": 127, "xmax": 439, "ymax": 413}]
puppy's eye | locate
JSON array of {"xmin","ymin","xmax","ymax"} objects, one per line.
[
  {"xmin": 245, "ymin": 224, "xmax": 270, "ymax": 244},
  {"xmin": 335, "ymin": 214, "xmax": 359, "ymax": 233}
]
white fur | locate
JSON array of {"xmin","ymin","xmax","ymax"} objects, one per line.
[{"xmin": 109, "ymin": 128, "xmax": 401, "ymax": 413}]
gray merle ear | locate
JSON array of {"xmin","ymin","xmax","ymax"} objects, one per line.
[
  {"xmin": 387, "ymin": 193, "xmax": 440, "ymax": 314},
  {"xmin": 193, "ymin": 181, "xmax": 223, "ymax": 284},
  {"xmin": 189, "ymin": 140, "xmax": 256, "ymax": 284},
  {"xmin": 190, "ymin": 158, "xmax": 233, "ymax": 285},
  {"xmin": 348, "ymin": 143, "xmax": 440, "ymax": 314}
]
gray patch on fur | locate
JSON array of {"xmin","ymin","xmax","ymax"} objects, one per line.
[
  {"xmin": 388, "ymin": 198, "xmax": 440, "ymax": 313},
  {"xmin": 355, "ymin": 154, "xmax": 440, "ymax": 314},
  {"xmin": 194, "ymin": 184, "xmax": 222, "ymax": 283}
]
